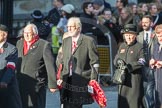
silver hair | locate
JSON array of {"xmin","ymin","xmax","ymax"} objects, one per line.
[
  {"xmin": 67, "ymin": 17, "xmax": 82, "ymax": 29},
  {"xmin": 25, "ymin": 23, "xmax": 38, "ymax": 35}
]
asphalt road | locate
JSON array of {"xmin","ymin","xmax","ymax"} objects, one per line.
[{"xmin": 46, "ymin": 85, "xmax": 118, "ymax": 108}]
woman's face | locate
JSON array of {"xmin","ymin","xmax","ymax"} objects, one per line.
[
  {"xmin": 142, "ymin": 4, "xmax": 148, "ymax": 12},
  {"xmin": 124, "ymin": 33, "xmax": 136, "ymax": 45},
  {"xmin": 86, "ymin": 4, "xmax": 94, "ymax": 13},
  {"xmin": 150, "ymin": 5, "xmax": 158, "ymax": 15},
  {"xmin": 132, "ymin": 5, "xmax": 137, "ymax": 14}
]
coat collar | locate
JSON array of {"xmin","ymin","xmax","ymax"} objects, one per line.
[
  {"xmin": 0, "ymin": 41, "xmax": 7, "ymax": 48},
  {"xmin": 2, "ymin": 42, "xmax": 8, "ymax": 48},
  {"xmin": 22, "ymin": 39, "xmax": 39, "ymax": 55},
  {"xmin": 138, "ymin": 31, "xmax": 156, "ymax": 47}
]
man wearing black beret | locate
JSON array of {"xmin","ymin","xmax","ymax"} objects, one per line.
[{"xmin": 0, "ymin": 24, "xmax": 22, "ymax": 108}]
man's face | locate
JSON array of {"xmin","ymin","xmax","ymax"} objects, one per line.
[
  {"xmin": 104, "ymin": 10, "xmax": 112, "ymax": 20},
  {"xmin": 93, "ymin": 4, "xmax": 100, "ymax": 10},
  {"xmin": 0, "ymin": 30, "xmax": 7, "ymax": 43},
  {"xmin": 141, "ymin": 18, "xmax": 152, "ymax": 31},
  {"xmin": 124, "ymin": 32, "xmax": 136, "ymax": 45},
  {"xmin": 23, "ymin": 26, "xmax": 34, "ymax": 42},
  {"xmin": 156, "ymin": 29, "xmax": 162, "ymax": 43},
  {"xmin": 120, "ymin": 9, "xmax": 128, "ymax": 19},
  {"xmin": 67, "ymin": 22, "xmax": 80, "ymax": 37}
]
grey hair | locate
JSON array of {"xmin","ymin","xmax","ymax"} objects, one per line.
[
  {"xmin": 67, "ymin": 17, "xmax": 82, "ymax": 29},
  {"xmin": 25, "ymin": 23, "xmax": 38, "ymax": 35}
]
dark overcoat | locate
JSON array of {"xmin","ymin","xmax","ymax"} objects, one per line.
[
  {"xmin": 152, "ymin": 42, "xmax": 162, "ymax": 107},
  {"xmin": 16, "ymin": 39, "xmax": 57, "ymax": 107},
  {"xmin": 0, "ymin": 42, "xmax": 22, "ymax": 108},
  {"xmin": 60, "ymin": 34, "xmax": 99, "ymax": 105},
  {"xmin": 114, "ymin": 41, "xmax": 145, "ymax": 108}
]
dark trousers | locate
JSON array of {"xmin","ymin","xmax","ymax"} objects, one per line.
[
  {"xmin": 0, "ymin": 88, "xmax": 9, "ymax": 108},
  {"xmin": 142, "ymin": 67, "xmax": 155, "ymax": 108},
  {"xmin": 0, "ymin": 80, "xmax": 22, "ymax": 108},
  {"xmin": 20, "ymin": 86, "xmax": 46, "ymax": 108}
]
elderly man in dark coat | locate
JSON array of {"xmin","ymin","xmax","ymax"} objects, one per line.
[
  {"xmin": 16, "ymin": 24, "xmax": 57, "ymax": 108},
  {"xmin": 57, "ymin": 17, "xmax": 99, "ymax": 108},
  {"xmin": 0, "ymin": 24, "xmax": 22, "ymax": 108},
  {"xmin": 114, "ymin": 24, "xmax": 145, "ymax": 108}
]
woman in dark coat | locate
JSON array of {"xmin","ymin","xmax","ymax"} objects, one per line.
[
  {"xmin": 150, "ymin": 24, "xmax": 162, "ymax": 108},
  {"xmin": 114, "ymin": 24, "xmax": 145, "ymax": 108}
]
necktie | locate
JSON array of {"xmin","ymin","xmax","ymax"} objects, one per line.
[
  {"xmin": 72, "ymin": 41, "xmax": 77, "ymax": 53},
  {"xmin": 145, "ymin": 33, "xmax": 149, "ymax": 45},
  {"xmin": 70, "ymin": 41, "xmax": 77, "ymax": 76},
  {"xmin": 144, "ymin": 33, "xmax": 149, "ymax": 64}
]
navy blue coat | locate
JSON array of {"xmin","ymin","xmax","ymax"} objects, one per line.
[{"xmin": 0, "ymin": 42, "xmax": 22, "ymax": 108}]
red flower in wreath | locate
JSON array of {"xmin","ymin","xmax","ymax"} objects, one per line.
[{"xmin": 89, "ymin": 80, "xmax": 107, "ymax": 107}]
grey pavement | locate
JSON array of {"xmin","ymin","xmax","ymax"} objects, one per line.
[{"xmin": 46, "ymin": 85, "xmax": 118, "ymax": 108}]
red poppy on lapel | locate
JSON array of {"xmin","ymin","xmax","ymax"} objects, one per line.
[
  {"xmin": 0, "ymin": 48, "xmax": 4, "ymax": 54},
  {"xmin": 151, "ymin": 33, "xmax": 155, "ymax": 38},
  {"xmin": 23, "ymin": 35, "xmax": 39, "ymax": 55}
]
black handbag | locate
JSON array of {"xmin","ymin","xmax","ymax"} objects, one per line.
[{"xmin": 112, "ymin": 59, "xmax": 127, "ymax": 85}]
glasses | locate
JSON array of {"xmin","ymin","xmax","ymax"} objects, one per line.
[
  {"xmin": 24, "ymin": 32, "xmax": 33, "ymax": 35},
  {"xmin": 116, "ymin": 0, "xmax": 121, "ymax": 2},
  {"xmin": 67, "ymin": 26, "xmax": 76, "ymax": 29}
]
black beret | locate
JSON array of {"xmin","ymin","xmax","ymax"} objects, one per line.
[{"xmin": 0, "ymin": 24, "xmax": 8, "ymax": 32}]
